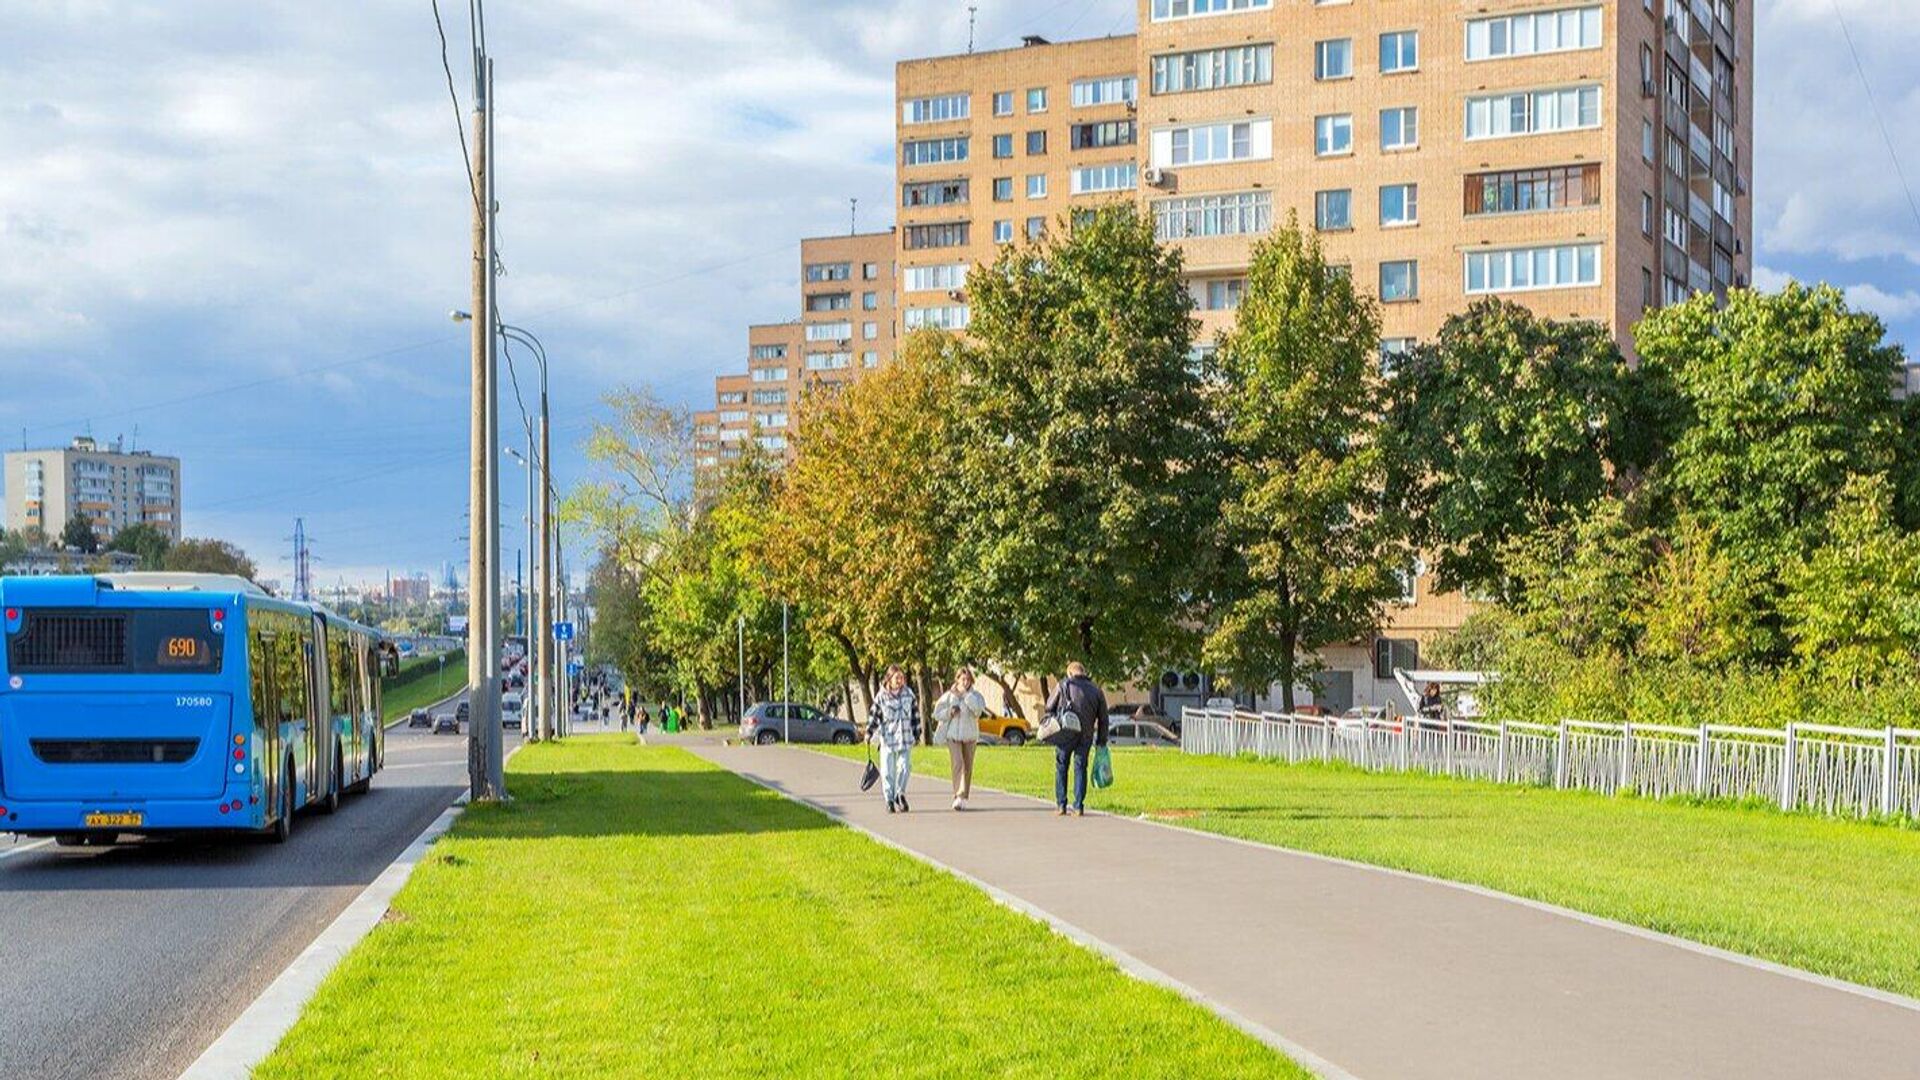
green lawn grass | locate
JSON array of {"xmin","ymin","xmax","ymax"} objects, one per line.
[
  {"xmin": 256, "ymin": 738, "xmax": 1307, "ymax": 1080},
  {"xmin": 380, "ymin": 650, "xmax": 467, "ymax": 723},
  {"xmin": 823, "ymin": 744, "xmax": 1920, "ymax": 999}
]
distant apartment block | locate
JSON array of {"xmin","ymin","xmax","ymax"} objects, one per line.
[{"xmin": 4, "ymin": 436, "xmax": 183, "ymax": 543}]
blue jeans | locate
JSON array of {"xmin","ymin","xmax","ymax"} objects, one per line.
[
  {"xmin": 1054, "ymin": 740, "xmax": 1091, "ymax": 810},
  {"xmin": 880, "ymin": 743, "xmax": 912, "ymax": 803}
]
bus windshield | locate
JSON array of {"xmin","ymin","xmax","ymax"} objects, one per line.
[{"xmin": 6, "ymin": 608, "xmax": 225, "ymax": 675}]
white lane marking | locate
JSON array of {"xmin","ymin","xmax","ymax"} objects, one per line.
[{"xmin": 0, "ymin": 839, "xmax": 54, "ymax": 863}]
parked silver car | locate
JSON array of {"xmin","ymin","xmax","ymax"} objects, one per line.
[
  {"xmin": 1106, "ymin": 717, "xmax": 1180, "ymax": 748},
  {"xmin": 741, "ymin": 702, "xmax": 860, "ymax": 745}
]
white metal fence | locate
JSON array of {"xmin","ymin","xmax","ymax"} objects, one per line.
[{"xmin": 1179, "ymin": 709, "xmax": 1920, "ymax": 823}]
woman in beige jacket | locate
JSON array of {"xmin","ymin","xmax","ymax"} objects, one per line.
[{"xmin": 934, "ymin": 667, "xmax": 988, "ymax": 811}]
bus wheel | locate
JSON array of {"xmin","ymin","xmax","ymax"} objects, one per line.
[
  {"xmin": 319, "ymin": 750, "xmax": 342, "ymax": 815},
  {"xmin": 270, "ymin": 768, "xmax": 294, "ymax": 844}
]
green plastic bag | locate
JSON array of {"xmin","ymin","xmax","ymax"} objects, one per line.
[{"xmin": 1091, "ymin": 744, "xmax": 1114, "ymax": 789}]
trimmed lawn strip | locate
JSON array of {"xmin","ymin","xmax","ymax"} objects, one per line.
[
  {"xmin": 822, "ymin": 744, "xmax": 1920, "ymax": 999},
  {"xmin": 257, "ymin": 738, "xmax": 1307, "ymax": 1080},
  {"xmin": 380, "ymin": 650, "xmax": 467, "ymax": 723}
]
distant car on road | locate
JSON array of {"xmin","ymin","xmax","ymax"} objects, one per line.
[
  {"xmin": 741, "ymin": 702, "xmax": 859, "ymax": 745},
  {"xmin": 1106, "ymin": 718, "xmax": 1180, "ymax": 748},
  {"xmin": 1111, "ymin": 702, "xmax": 1179, "ymax": 736},
  {"xmin": 502, "ymin": 692, "xmax": 525, "ymax": 731},
  {"xmin": 977, "ymin": 714, "xmax": 1032, "ymax": 746},
  {"xmin": 455, "ymin": 701, "xmax": 471, "ymax": 726},
  {"xmin": 432, "ymin": 713, "xmax": 461, "ymax": 735},
  {"xmin": 408, "ymin": 708, "xmax": 433, "ymax": 729}
]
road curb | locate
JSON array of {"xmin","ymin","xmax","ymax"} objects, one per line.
[
  {"xmin": 177, "ymin": 743, "xmax": 524, "ymax": 1080},
  {"xmin": 705, "ymin": 748, "xmax": 1359, "ymax": 1080}
]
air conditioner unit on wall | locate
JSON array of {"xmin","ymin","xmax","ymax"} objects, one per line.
[{"xmin": 1143, "ymin": 167, "xmax": 1171, "ymax": 188}]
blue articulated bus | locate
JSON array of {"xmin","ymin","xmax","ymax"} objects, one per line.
[{"xmin": 0, "ymin": 573, "xmax": 386, "ymax": 845}]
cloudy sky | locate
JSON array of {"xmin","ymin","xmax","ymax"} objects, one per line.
[{"xmin": 2, "ymin": 0, "xmax": 1916, "ymax": 589}]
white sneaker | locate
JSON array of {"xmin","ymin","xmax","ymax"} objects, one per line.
[{"xmin": 952, "ymin": 797, "xmax": 964, "ymax": 811}]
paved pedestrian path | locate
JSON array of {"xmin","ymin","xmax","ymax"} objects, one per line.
[{"xmin": 691, "ymin": 745, "xmax": 1920, "ymax": 1080}]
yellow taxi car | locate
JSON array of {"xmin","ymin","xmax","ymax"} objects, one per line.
[{"xmin": 976, "ymin": 713, "xmax": 1034, "ymax": 746}]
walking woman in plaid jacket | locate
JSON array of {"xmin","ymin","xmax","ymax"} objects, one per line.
[{"xmin": 870, "ymin": 665, "xmax": 919, "ymax": 813}]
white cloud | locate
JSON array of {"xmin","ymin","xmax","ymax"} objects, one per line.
[{"xmin": 1751, "ymin": 265, "xmax": 1920, "ymax": 323}]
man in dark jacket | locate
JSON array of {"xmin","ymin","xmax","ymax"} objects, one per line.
[{"xmin": 1044, "ymin": 662, "xmax": 1109, "ymax": 816}]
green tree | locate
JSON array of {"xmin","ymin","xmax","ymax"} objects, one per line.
[
  {"xmin": 1202, "ymin": 220, "xmax": 1407, "ymax": 711},
  {"xmin": 1779, "ymin": 475, "xmax": 1920, "ymax": 688},
  {"xmin": 1634, "ymin": 284, "xmax": 1906, "ymax": 570},
  {"xmin": 163, "ymin": 538, "xmax": 257, "ymax": 579},
  {"xmin": 951, "ymin": 204, "xmax": 1216, "ymax": 682},
  {"xmin": 1384, "ymin": 299, "xmax": 1644, "ymax": 600},
  {"xmin": 1503, "ymin": 497, "xmax": 1652, "ymax": 662},
  {"xmin": 1897, "ymin": 391, "xmax": 1920, "ymax": 530},
  {"xmin": 1635, "ymin": 516, "xmax": 1775, "ymax": 669},
  {"xmin": 107, "ymin": 522, "xmax": 172, "ymax": 570},
  {"xmin": 0, "ymin": 527, "xmax": 24, "ymax": 570},
  {"xmin": 60, "ymin": 516, "xmax": 99, "ymax": 554}
]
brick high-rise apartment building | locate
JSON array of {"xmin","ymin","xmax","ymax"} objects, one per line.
[{"xmin": 4, "ymin": 436, "xmax": 183, "ymax": 544}]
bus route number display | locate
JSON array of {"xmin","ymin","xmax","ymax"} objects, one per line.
[{"xmin": 159, "ymin": 636, "xmax": 208, "ymax": 667}]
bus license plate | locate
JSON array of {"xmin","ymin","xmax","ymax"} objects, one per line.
[{"xmin": 85, "ymin": 812, "xmax": 143, "ymax": 828}]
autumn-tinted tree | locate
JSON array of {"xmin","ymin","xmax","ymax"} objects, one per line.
[
  {"xmin": 1383, "ymin": 299, "xmax": 1643, "ymax": 600},
  {"xmin": 950, "ymin": 204, "xmax": 1215, "ymax": 683},
  {"xmin": 164, "ymin": 538, "xmax": 257, "ymax": 579},
  {"xmin": 1202, "ymin": 220, "xmax": 1407, "ymax": 711}
]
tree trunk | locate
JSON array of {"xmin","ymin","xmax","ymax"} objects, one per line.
[
  {"xmin": 1278, "ymin": 629, "xmax": 1298, "ymax": 714},
  {"xmin": 982, "ymin": 668, "xmax": 1025, "ymax": 719},
  {"xmin": 915, "ymin": 660, "xmax": 936, "ymax": 745},
  {"xmin": 1078, "ymin": 618, "xmax": 1095, "ymax": 666}
]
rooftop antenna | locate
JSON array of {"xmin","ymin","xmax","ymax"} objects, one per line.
[
  {"xmin": 968, "ymin": 5, "xmax": 977, "ymax": 53},
  {"xmin": 850, "ymin": 196, "xmax": 858, "ymax": 235}
]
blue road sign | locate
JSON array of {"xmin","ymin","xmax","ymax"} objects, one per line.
[
  {"xmin": 553, "ymin": 621, "xmax": 575, "ymax": 642},
  {"xmin": 567, "ymin": 661, "xmax": 585, "ymax": 676}
]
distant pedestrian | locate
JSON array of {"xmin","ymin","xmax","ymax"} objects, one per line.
[
  {"xmin": 1043, "ymin": 662, "xmax": 1108, "ymax": 817},
  {"xmin": 870, "ymin": 665, "xmax": 918, "ymax": 813},
  {"xmin": 1418, "ymin": 682, "xmax": 1444, "ymax": 720},
  {"xmin": 934, "ymin": 667, "xmax": 987, "ymax": 811}
]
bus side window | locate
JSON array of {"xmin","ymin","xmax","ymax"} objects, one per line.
[
  {"xmin": 249, "ymin": 623, "xmax": 274, "ymax": 736},
  {"xmin": 276, "ymin": 618, "xmax": 305, "ymax": 727},
  {"xmin": 328, "ymin": 635, "xmax": 352, "ymax": 719}
]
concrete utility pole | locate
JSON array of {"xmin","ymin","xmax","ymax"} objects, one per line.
[{"xmin": 466, "ymin": 41, "xmax": 504, "ymax": 801}]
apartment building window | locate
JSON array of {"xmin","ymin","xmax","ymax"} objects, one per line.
[
  {"xmin": 1315, "ymin": 114, "xmax": 1353, "ymax": 156},
  {"xmin": 1379, "ymin": 31, "xmax": 1418, "ymax": 73},
  {"xmin": 1027, "ymin": 174, "xmax": 1049, "ymax": 198},
  {"xmin": 751, "ymin": 367, "xmax": 788, "ymax": 383},
  {"xmin": 993, "ymin": 91, "xmax": 1014, "ymax": 117},
  {"xmin": 1195, "ymin": 278, "xmax": 1246, "ymax": 310},
  {"xmin": 718, "ymin": 391, "xmax": 747, "ymax": 406},
  {"xmin": 1380, "ymin": 184, "xmax": 1418, "ymax": 227},
  {"xmin": 1070, "ymin": 162, "xmax": 1138, "ymax": 194},
  {"xmin": 1072, "ymin": 75, "xmax": 1137, "ymax": 107},
  {"xmin": 1153, "ymin": 190, "xmax": 1272, "ymax": 239},
  {"xmin": 758, "ymin": 435, "xmax": 788, "ymax": 451},
  {"xmin": 1379, "ymin": 338, "xmax": 1416, "ymax": 376},
  {"xmin": 902, "ymin": 137, "xmax": 969, "ymax": 166},
  {"xmin": 1642, "ymin": 268, "xmax": 1655, "ymax": 310},
  {"xmin": 750, "ymin": 344, "xmax": 788, "ymax": 360},
  {"xmin": 1026, "ymin": 216, "xmax": 1047, "ymax": 240},
  {"xmin": 1151, "ymin": 43, "xmax": 1273, "ymax": 95},
  {"xmin": 1641, "ymin": 192, "xmax": 1654, "ymax": 235},
  {"xmin": 752, "ymin": 389, "xmax": 787, "ymax": 406},
  {"xmin": 863, "ymin": 351, "xmax": 880, "ymax": 368},
  {"xmin": 1664, "ymin": 205, "xmax": 1687, "ymax": 248},
  {"xmin": 1027, "ymin": 130, "xmax": 1048, "ymax": 155},
  {"xmin": 806, "ymin": 293, "xmax": 851, "ymax": 313},
  {"xmin": 904, "ymin": 263, "xmax": 969, "ymax": 292},
  {"xmin": 805, "ymin": 262, "xmax": 851, "ymax": 283},
  {"xmin": 994, "ymin": 220, "xmax": 1014, "ymax": 243},
  {"xmin": 1315, "ymin": 189, "xmax": 1352, "ymax": 231},
  {"xmin": 902, "ymin": 93, "xmax": 970, "ymax": 125},
  {"xmin": 904, "ymin": 304, "xmax": 970, "ymax": 330},
  {"xmin": 1158, "ymin": 119, "xmax": 1271, "ymax": 166},
  {"xmin": 1466, "ymin": 85, "xmax": 1602, "ymax": 139},
  {"xmin": 1465, "ymin": 243, "xmax": 1603, "ymax": 294},
  {"xmin": 863, "ymin": 263, "xmax": 879, "ymax": 280},
  {"xmin": 993, "ymin": 134, "xmax": 1013, "ymax": 159},
  {"xmin": 904, "ymin": 222, "xmax": 970, "ymax": 250},
  {"xmin": 1466, "ymin": 6, "xmax": 1603, "ymax": 62},
  {"xmin": 719, "ymin": 409, "xmax": 748, "ymax": 424},
  {"xmin": 1642, "ymin": 120, "xmax": 1655, "ymax": 163},
  {"xmin": 806, "ymin": 351, "xmax": 852, "ymax": 371},
  {"xmin": 1380, "ymin": 261, "xmax": 1418, "ymax": 302},
  {"xmin": 761, "ymin": 412, "xmax": 790, "ymax": 429},
  {"xmin": 863, "ymin": 322, "xmax": 879, "ymax": 340},
  {"xmin": 993, "ymin": 177, "xmax": 1013, "ymax": 201},
  {"xmin": 1027, "ymin": 87, "xmax": 1048, "ymax": 113},
  {"xmin": 1071, "ymin": 120, "xmax": 1136, "ymax": 150},
  {"xmin": 902, "ymin": 179, "xmax": 968, "ymax": 207},
  {"xmin": 805, "ymin": 321, "xmax": 853, "ymax": 342},
  {"xmin": 1150, "ymin": 0, "xmax": 1271, "ymax": 21},
  {"xmin": 1380, "ymin": 107, "xmax": 1418, "ymax": 151},
  {"xmin": 863, "ymin": 291, "xmax": 879, "ymax": 310},
  {"xmin": 1315, "ymin": 39, "xmax": 1353, "ymax": 81},
  {"xmin": 1463, "ymin": 164, "xmax": 1601, "ymax": 215}
]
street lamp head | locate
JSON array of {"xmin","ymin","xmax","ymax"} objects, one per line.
[{"xmin": 450, "ymin": 309, "xmax": 473, "ymax": 323}]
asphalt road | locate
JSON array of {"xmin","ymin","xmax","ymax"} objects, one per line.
[{"xmin": 0, "ymin": 692, "xmax": 507, "ymax": 1080}]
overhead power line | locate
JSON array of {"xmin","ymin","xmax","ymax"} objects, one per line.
[{"xmin": 1832, "ymin": 1, "xmax": 1920, "ymax": 236}]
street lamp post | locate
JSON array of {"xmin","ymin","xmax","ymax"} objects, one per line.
[
  {"xmin": 782, "ymin": 601, "xmax": 790, "ymax": 744},
  {"xmin": 737, "ymin": 616, "xmax": 746, "ymax": 728}
]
